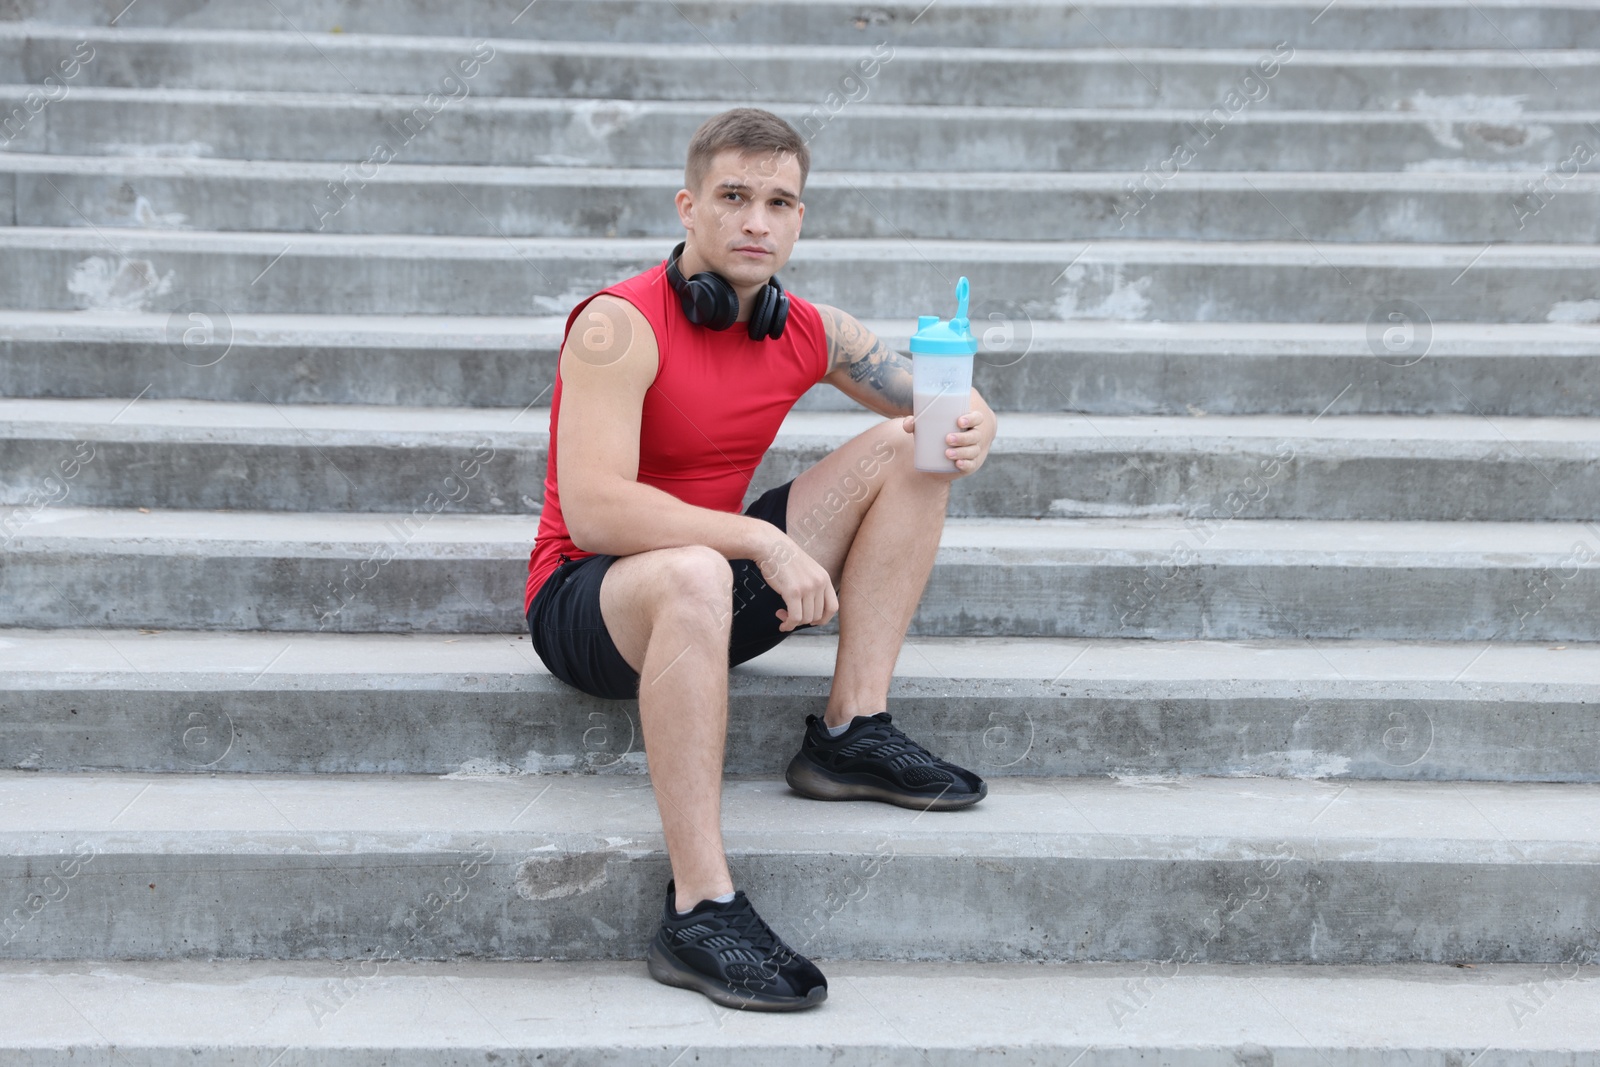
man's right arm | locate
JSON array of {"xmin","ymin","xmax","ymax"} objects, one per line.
[{"xmin": 555, "ymin": 294, "xmax": 777, "ymax": 563}]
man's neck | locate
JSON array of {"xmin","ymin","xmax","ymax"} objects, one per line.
[{"xmin": 677, "ymin": 243, "xmax": 765, "ymax": 323}]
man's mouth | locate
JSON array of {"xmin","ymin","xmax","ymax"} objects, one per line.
[{"xmin": 734, "ymin": 246, "xmax": 770, "ymax": 257}]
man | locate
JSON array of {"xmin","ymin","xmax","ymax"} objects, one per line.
[{"xmin": 523, "ymin": 107, "xmax": 998, "ymax": 1011}]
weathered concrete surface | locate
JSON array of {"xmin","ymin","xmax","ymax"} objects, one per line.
[
  {"xmin": 0, "ymin": 0, "xmax": 1593, "ymax": 1023},
  {"xmin": 6, "ymin": 229, "xmax": 1600, "ymax": 322},
  {"xmin": 756, "ymin": 410, "xmax": 1600, "ymax": 522},
  {"xmin": 9, "ymin": 0, "xmax": 1599, "ymax": 49},
  {"xmin": 4, "ymin": 629, "xmax": 1598, "ymax": 781},
  {"xmin": 3, "ymin": 773, "xmax": 1600, "ymax": 963},
  {"xmin": 6, "ymin": 90, "xmax": 1596, "ymax": 172},
  {"xmin": 6, "ymin": 29, "xmax": 1600, "ymax": 111},
  {"xmin": 3, "ymin": 312, "xmax": 1597, "ymax": 417},
  {"xmin": 4, "ymin": 398, "xmax": 1599, "ymax": 519},
  {"xmin": 11, "ymin": 156, "xmax": 1600, "ymax": 242},
  {"xmin": 3, "ymin": 509, "xmax": 1598, "ymax": 639},
  {"xmin": 2, "ymin": 958, "xmax": 1598, "ymax": 1066}
]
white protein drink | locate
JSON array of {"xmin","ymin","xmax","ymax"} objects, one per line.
[
  {"xmin": 910, "ymin": 278, "xmax": 977, "ymax": 473},
  {"xmin": 914, "ymin": 388, "xmax": 969, "ymax": 472}
]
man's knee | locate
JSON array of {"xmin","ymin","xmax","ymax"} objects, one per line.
[
  {"xmin": 879, "ymin": 427, "xmax": 950, "ymax": 502},
  {"xmin": 601, "ymin": 546, "xmax": 735, "ymax": 673},
  {"xmin": 876, "ymin": 421, "xmax": 939, "ymax": 483},
  {"xmin": 643, "ymin": 545, "xmax": 735, "ymax": 624},
  {"xmin": 652, "ymin": 545, "xmax": 732, "ymax": 591}
]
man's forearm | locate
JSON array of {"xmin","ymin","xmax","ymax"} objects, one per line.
[{"xmin": 565, "ymin": 479, "xmax": 777, "ymax": 562}]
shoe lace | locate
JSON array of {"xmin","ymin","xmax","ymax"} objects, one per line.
[
  {"xmin": 851, "ymin": 714, "xmax": 942, "ymax": 770},
  {"xmin": 718, "ymin": 900, "xmax": 787, "ymax": 958}
]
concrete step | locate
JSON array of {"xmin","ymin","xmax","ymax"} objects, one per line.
[
  {"xmin": 7, "ymin": 28, "xmax": 1600, "ymax": 111},
  {"xmin": 13, "ymin": 0, "xmax": 1599, "ymax": 49},
  {"xmin": 4, "ymin": 628, "xmax": 1596, "ymax": 781},
  {"xmin": 10, "ymin": 156, "xmax": 1600, "ymax": 243},
  {"xmin": 3, "ymin": 958, "xmax": 1598, "ymax": 1065},
  {"xmin": 2, "ymin": 771, "xmax": 1598, "ymax": 963},
  {"xmin": 4, "ymin": 398, "xmax": 1599, "ymax": 521},
  {"xmin": 4, "ymin": 312, "xmax": 1597, "ymax": 417},
  {"xmin": 5, "ymin": 89, "xmax": 1594, "ymax": 172},
  {"xmin": 2, "ymin": 508, "xmax": 1597, "ymax": 640},
  {"xmin": 6, "ymin": 229, "xmax": 1598, "ymax": 323}
]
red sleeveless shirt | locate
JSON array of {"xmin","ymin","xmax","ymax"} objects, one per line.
[{"xmin": 524, "ymin": 258, "xmax": 830, "ymax": 613}]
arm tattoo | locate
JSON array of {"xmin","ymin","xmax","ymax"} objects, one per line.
[{"xmin": 821, "ymin": 305, "xmax": 914, "ymax": 415}]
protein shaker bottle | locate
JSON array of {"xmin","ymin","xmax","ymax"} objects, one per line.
[{"xmin": 911, "ymin": 276, "xmax": 977, "ymax": 473}]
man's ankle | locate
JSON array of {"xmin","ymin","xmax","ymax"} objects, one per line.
[
  {"xmin": 821, "ymin": 711, "xmax": 881, "ymax": 736},
  {"xmin": 675, "ymin": 888, "xmax": 736, "ymax": 915}
]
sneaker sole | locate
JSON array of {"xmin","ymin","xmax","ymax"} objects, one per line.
[
  {"xmin": 646, "ymin": 938, "xmax": 827, "ymax": 1012},
  {"xmin": 785, "ymin": 752, "xmax": 988, "ymax": 811}
]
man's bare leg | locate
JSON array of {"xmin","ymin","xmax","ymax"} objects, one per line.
[
  {"xmin": 591, "ymin": 429, "xmax": 949, "ymax": 908},
  {"xmin": 599, "ymin": 545, "xmax": 737, "ymax": 913},
  {"xmin": 783, "ymin": 421, "xmax": 952, "ymax": 728}
]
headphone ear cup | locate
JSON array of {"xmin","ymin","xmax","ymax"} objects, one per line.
[
  {"xmin": 667, "ymin": 241, "xmax": 740, "ymax": 331},
  {"xmin": 767, "ymin": 284, "xmax": 788, "ymax": 340},
  {"xmin": 746, "ymin": 283, "xmax": 771, "ymax": 340},
  {"xmin": 689, "ymin": 275, "xmax": 739, "ymax": 331},
  {"xmin": 748, "ymin": 278, "xmax": 789, "ymax": 341},
  {"xmin": 685, "ymin": 278, "xmax": 719, "ymax": 327}
]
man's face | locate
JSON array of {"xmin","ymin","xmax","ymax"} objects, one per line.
[{"xmin": 677, "ymin": 147, "xmax": 805, "ymax": 286}]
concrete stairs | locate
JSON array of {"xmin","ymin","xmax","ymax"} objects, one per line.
[
  {"xmin": 7, "ymin": 772, "xmax": 1600, "ymax": 962},
  {"xmin": 7, "ymin": 960, "xmax": 1597, "ymax": 1067},
  {"xmin": 6, "ymin": 630, "xmax": 1597, "ymax": 778},
  {"xmin": 15, "ymin": 158, "xmax": 1600, "ymax": 243},
  {"xmin": 2, "ymin": 0, "xmax": 1599, "ymax": 1061},
  {"xmin": 5, "ymin": 313, "xmax": 1598, "ymax": 413}
]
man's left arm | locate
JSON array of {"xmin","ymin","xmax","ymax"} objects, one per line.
[{"xmin": 815, "ymin": 303, "xmax": 996, "ymax": 476}]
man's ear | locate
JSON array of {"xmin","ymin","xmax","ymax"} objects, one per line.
[{"xmin": 674, "ymin": 188, "xmax": 695, "ymax": 231}]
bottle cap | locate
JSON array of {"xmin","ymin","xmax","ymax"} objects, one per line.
[{"xmin": 908, "ymin": 276, "xmax": 977, "ymax": 356}]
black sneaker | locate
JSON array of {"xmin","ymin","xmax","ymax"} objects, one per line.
[
  {"xmin": 785, "ymin": 712, "xmax": 988, "ymax": 811},
  {"xmin": 646, "ymin": 880, "xmax": 828, "ymax": 1012}
]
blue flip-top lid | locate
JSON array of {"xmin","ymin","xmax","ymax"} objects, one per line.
[{"xmin": 909, "ymin": 276, "xmax": 977, "ymax": 356}]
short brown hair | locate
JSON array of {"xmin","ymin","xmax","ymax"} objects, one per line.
[{"xmin": 684, "ymin": 108, "xmax": 810, "ymax": 197}]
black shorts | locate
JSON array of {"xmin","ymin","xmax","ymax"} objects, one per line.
[{"xmin": 526, "ymin": 479, "xmax": 814, "ymax": 700}]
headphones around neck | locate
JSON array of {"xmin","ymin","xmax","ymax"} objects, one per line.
[{"xmin": 664, "ymin": 240, "xmax": 789, "ymax": 341}]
